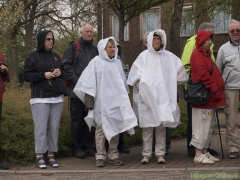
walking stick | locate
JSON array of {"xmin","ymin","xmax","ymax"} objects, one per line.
[{"xmin": 216, "ymin": 109, "xmax": 224, "ymax": 159}]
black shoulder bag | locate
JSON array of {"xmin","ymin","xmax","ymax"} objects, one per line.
[{"xmin": 184, "ymin": 60, "xmax": 213, "ymax": 105}]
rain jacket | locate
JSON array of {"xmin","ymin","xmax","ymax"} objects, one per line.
[
  {"xmin": 61, "ymin": 37, "xmax": 98, "ymax": 98},
  {"xmin": 181, "ymin": 34, "xmax": 215, "ymax": 89},
  {"xmin": 73, "ymin": 37, "xmax": 138, "ymax": 141},
  {"xmin": 127, "ymin": 29, "xmax": 188, "ymax": 128},
  {"xmin": 190, "ymin": 31, "xmax": 225, "ymax": 109},
  {"xmin": 216, "ymin": 39, "xmax": 240, "ymax": 89},
  {"xmin": 0, "ymin": 51, "xmax": 9, "ymax": 102},
  {"xmin": 24, "ymin": 30, "xmax": 68, "ymax": 98}
]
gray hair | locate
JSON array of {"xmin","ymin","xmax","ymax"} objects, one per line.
[
  {"xmin": 198, "ymin": 22, "xmax": 214, "ymax": 32},
  {"xmin": 143, "ymin": 32, "xmax": 150, "ymax": 47},
  {"xmin": 80, "ymin": 23, "xmax": 93, "ymax": 32},
  {"xmin": 228, "ymin": 19, "xmax": 240, "ymax": 30}
]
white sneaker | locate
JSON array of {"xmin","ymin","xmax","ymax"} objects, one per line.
[
  {"xmin": 194, "ymin": 154, "xmax": 215, "ymax": 164},
  {"xmin": 204, "ymin": 152, "xmax": 220, "ymax": 162},
  {"xmin": 141, "ymin": 156, "xmax": 150, "ymax": 164},
  {"xmin": 157, "ymin": 155, "xmax": 165, "ymax": 164}
]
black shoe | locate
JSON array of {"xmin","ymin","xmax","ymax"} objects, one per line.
[
  {"xmin": 73, "ymin": 149, "xmax": 86, "ymax": 159},
  {"xmin": 0, "ymin": 162, "xmax": 9, "ymax": 170},
  {"xmin": 187, "ymin": 150, "xmax": 195, "ymax": 158},
  {"xmin": 118, "ymin": 145, "xmax": 130, "ymax": 154},
  {"xmin": 165, "ymin": 149, "xmax": 169, "ymax": 155},
  {"xmin": 207, "ymin": 148, "xmax": 220, "ymax": 156},
  {"xmin": 84, "ymin": 149, "xmax": 96, "ymax": 157}
]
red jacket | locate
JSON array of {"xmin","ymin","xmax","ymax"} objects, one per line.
[
  {"xmin": 0, "ymin": 51, "xmax": 9, "ymax": 102},
  {"xmin": 190, "ymin": 47, "xmax": 225, "ymax": 109}
]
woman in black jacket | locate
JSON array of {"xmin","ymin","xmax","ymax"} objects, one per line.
[{"xmin": 24, "ymin": 30, "xmax": 67, "ymax": 169}]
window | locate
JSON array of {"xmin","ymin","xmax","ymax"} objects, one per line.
[
  {"xmin": 141, "ymin": 8, "xmax": 160, "ymax": 38},
  {"xmin": 212, "ymin": 6, "xmax": 230, "ymax": 33},
  {"xmin": 112, "ymin": 14, "xmax": 129, "ymax": 41},
  {"xmin": 180, "ymin": 6, "xmax": 195, "ymax": 36}
]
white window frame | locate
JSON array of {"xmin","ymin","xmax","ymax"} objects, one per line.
[
  {"xmin": 140, "ymin": 7, "xmax": 161, "ymax": 39},
  {"xmin": 212, "ymin": 7, "xmax": 231, "ymax": 33},
  {"xmin": 180, "ymin": 5, "xmax": 195, "ymax": 37},
  {"xmin": 111, "ymin": 14, "xmax": 129, "ymax": 41}
]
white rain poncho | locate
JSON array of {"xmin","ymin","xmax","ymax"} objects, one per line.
[
  {"xmin": 73, "ymin": 37, "xmax": 138, "ymax": 141},
  {"xmin": 127, "ymin": 29, "xmax": 188, "ymax": 128}
]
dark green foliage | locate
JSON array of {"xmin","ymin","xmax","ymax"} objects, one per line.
[
  {"xmin": 170, "ymin": 99, "xmax": 188, "ymax": 139},
  {"xmin": 0, "ymin": 87, "xmax": 72, "ymax": 165},
  {"xmin": 0, "ymin": 85, "xmax": 188, "ymax": 164}
]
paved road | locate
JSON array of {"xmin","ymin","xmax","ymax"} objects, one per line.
[
  {"xmin": 0, "ymin": 168, "xmax": 239, "ymax": 180},
  {"xmin": 0, "ymin": 109, "xmax": 239, "ymax": 180}
]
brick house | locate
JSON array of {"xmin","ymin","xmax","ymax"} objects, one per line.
[{"xmin": 96, "ymin": 1, "xmax": 240, "ymax": 69}]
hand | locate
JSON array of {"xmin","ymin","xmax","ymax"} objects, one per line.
[
  {"xmin": 0, "ymin": 64, "xmax": 7, "ymax": 70},
  {"xmin": 45, "ymin": 72, "xmax": 55, "ymax": 79},
  {"xmin": 53, "ymin": 68, "xmax": 61, "ymax": 77}
]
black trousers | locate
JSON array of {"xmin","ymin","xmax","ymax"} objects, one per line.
[
  {"xmin": 70, "ymin": 98, "xmax": 95, "ymax": 152},
  {"xmin": 187, "ymin": 102, "xmax": 195, "ymax": 151},
  {"xmin": 118, "ymin": 132, "xmax": 125, "ymax": 148}
]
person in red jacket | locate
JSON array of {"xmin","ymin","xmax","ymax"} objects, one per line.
[
  {"xmin": 0, "ymin": 50, "xmax": 9, "ymax": 170},
  {"xmin": 189, "ymin": 31, "xmax": 225, "ymax": 164}
]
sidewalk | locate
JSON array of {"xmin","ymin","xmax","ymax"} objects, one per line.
[{"xmin": 1, "ymin": 109, "xmax": 240, "ymax": 174}]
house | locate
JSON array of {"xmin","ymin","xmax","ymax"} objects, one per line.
[{"xmin": 96, "ymin": 1, "xmax": 239, "ymax": 68}]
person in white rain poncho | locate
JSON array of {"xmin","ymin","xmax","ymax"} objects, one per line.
[
  {"xmin": 127, "ymin": 29, "xmax": 188, "ymax": 164},
  {"xmin": 73, "ymin": 37, "xmax": 138, "ymax": 168}
]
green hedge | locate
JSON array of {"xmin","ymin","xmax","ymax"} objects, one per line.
[{"xmin": 0, "ymin": 86, "xmax": 188, "ymax": 165}]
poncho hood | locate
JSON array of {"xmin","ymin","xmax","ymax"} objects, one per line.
[
  {"xmin": 97, "ymin": 37, "xmax": 118, "ymax": 61},
  {"xmin": 147, "ymin": 29, "xmax": 166, "ymax": 53},
  {"xmin": 36, "ymin": 30, "xmax": 54, "ymax": 52}
]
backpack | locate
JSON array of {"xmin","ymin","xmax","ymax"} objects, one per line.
[{"xmin": 60, "ymin": 40, "xmax": 80, "ymax": 87}]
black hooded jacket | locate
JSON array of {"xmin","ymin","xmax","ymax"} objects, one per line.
[
  {"xmin": 24, "ymin": 30, "xmax": 68, "ymax": 98},
  {"xmin": 62, "ymin": 37, "xmax": 98, "ymax": 98}
]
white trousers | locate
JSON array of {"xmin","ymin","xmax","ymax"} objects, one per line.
[
  {"xmin": 95, "ymin": 125, "xmax": 119, "ymax": 160},
  {"xmin": 142, "ymin": 124, "xmax": 166, "ymax": 157},
  {"xmin": 31, "ymin": 102, "xmax": 63, "ymax": 153},
  {"xmin": 190, "ymin": 108, "xmax": 215, "ymax": 150}
]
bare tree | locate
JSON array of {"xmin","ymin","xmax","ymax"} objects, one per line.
[
  {"xmin": 170, "ymin": 0, "xmax": 184, "ymax": 57},
  {"xmin": 0, "ymin": 0, "xmax": 97, "ymax": 85},
  {"xmin": 96, "ymin": 0, "xmax": 171, "ymax": 62}
]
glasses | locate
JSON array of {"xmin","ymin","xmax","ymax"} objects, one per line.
[
  {"xmin": 45, "ymin": 38, "xmax": 53, "ymax": 41},
  {"xmin": 229, "ymin": 29, "xmax": 240, "ymax": 34},
  {"xmin": 153, "ymin": 37, "xmax": 161, "ymax": 41}
]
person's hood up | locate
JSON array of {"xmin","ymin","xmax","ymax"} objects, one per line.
[
  {"xmin": 196, "ymin": 30, "xmax": 213, "ymax": 48},
  {"xmin": 117, "ymin": 44, "xmax": 122, "ymax": 58},
  {"xmin": 147, "ymin": 29, "xmax": 166, "ymax": 52},
  {"xmin": 36, "ymin": 30, "xmax": 54, "ymax": 52},
  {"xmin": 97, "ymin": 37, "xmax": 118, "ymax": 61}
]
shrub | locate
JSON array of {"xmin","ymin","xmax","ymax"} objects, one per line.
[
  {"xmin": 0, "ymin": 86, "xmax": 72, "ymax": 165},
  {"xmin": 0, "ymin": 85, "xmax": 188, "ymax": 164}
]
